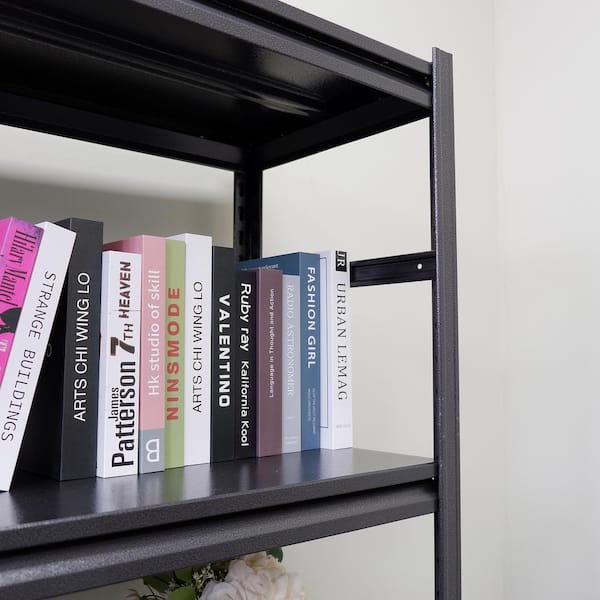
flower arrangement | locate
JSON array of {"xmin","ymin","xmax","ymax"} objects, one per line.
[{"xmin": 126, "ymin": 549, "xmax": 307, "ymax": 600}]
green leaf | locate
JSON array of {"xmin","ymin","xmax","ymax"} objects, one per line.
[
  {"xmin": 266, "ymin": 547, "xmax": 283, "ymax": 562},
  {"xmin": 143, "ymin": 575, "xmax": 170, "ymax": 593},
  {"xmin": 174, "ymin": 567, "xmax": 194, "ymax": 584},
  {"xmin": 166, "ymin": 586, "xmax": 196, "ymax": 600}
]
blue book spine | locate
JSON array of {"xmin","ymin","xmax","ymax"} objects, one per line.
[{"xmin": 239, "ymin": 253, "xmax": 320, "ymax": 450}]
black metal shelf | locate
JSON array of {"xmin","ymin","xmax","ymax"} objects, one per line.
[
  {"xmin": 0, "ymin": 0, "xmax": 431, "ymax": 170},
  {"xmin": 0, "ymin": 449, "xmax": 436, "ymax": 598},
  {"xmin": 1, "ymin": 448, "xmax": 434, "ymax": 553},
  {"xmin": 1, "ymin": 483, "xmax": 436, "ymax": 599},
  {"xmin": 0, "ymin": 1, "xmax": 460, "ymax": 598}
]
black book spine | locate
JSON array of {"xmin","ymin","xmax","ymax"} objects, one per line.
[
  {"xmin": 20, "ymin": 218, "xmax": 103, "ymax": 480},
  {"xmin": 211, "ymin": 246, "xmax": 235, "ymax": 462},
  {"xmin": 235, "ymin": 270, "xmax": 256, "ymax": 459}
]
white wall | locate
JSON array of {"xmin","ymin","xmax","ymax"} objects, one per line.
[
  {"xmin": 495, "ymin": 1, "xmax": 600, "ymax": 598},
  {"xmin": 1, "ymin": 1, "xmax": 502, "ymax": 598}
]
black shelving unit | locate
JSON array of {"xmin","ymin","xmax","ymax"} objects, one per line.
[{"xmin": 0, "ymin": 1, "xmax": 460, "ymax": 598}]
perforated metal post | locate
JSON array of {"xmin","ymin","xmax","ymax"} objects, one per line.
[
  {"xmin": 234, "ymin": 169, "xmax": 263, "ymax": 261},
  {"xmin": 431, "ymin": 47, "xmax": 461, "ymax": 600}
]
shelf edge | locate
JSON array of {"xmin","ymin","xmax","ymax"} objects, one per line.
[{"xmin": 0, "ymin": 481, "xmax": 437, "ymax": 599}]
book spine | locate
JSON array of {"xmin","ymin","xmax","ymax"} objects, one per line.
[
  {"xmin": 0, "ymin": 222, "xmax": 75, "ymax": 491},
  {"xmin": 138, "ymin": 239, "xmax": 166, "ymax": 473},
  {"xmin": 239, "ymin": 253, "xmax": 321, "ymax": 450},
  {"xmin": 104, "ymin": 236, "xmax": 166, "ymax": 473},
  {"xmin": 168, "ymin": 233, "xmax": 212, "ymax": 466},
  {"xmin": 59, "ymin": 218, "xmax": 103, "ymax": 478},
  {"xmin": 96, "ymin": 251, "xmax": 142, "ymax": 479},
  {"xmin": 46, "ymin": 218, "xmax": 103, "ymax": 479},
  {"xmin": 165, "ymin": 239, "xmax": 185, "ymax": 469},
  {"xmin": 282, "ymin": 274, "xmax": 301, "ymax": 453},
  {"xmin": 299, "ymin": 255, "xmax": 320, "ymax": 450},
  {"xmin": 320, "ymin": 250, "xmax": 353, "ymax": 449},
  {"xmin": 256, "ymin": 268, "xmax": 282, "ymax": 457},
  {"xmin": 0, "ymin": 219, "xmax": 43, "ymax": 387},
  {"xmin": 211, "ymin": 246, "xmax": 235, "ymax": 462},
  {"xmin": 235, "ymin": 270, "xmax": 256, "ymax": 459}
]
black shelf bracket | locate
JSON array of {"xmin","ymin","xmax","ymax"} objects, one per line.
[{"xmin": 350, "ymin": 251, "xmax": 435, "ymax": 287}]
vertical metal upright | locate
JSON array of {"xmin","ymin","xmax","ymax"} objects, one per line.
[
  {"xmin": 430, "ymin": 48, "xmax": 461, "ymax": 599},
  {"xmin": 234, "ymin": 167, "xmax": 263, "ymax": 261}
]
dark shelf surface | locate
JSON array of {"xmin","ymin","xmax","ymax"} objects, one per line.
[
  {"xmin": 1, "ymin": 479, "xmax": 436, "ymax": 599},
  {"xmin": 0, "ymin": 0, "xmax": 431, "ymax": 168},
  {"xmin": 1, "ymin": 448, "xmax": 435, "ymax": 553}
]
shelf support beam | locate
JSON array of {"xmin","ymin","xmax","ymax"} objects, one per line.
[
  {"xmin": 0, "ymin": 91, "xmax": 245, "ymax": 170},
  {"xmin": 0, "ymin": 482, "xmax": 436, "ymax": 600},
  {"xmin": 256, "ymin": 97, "xmax": 429, "ymax": 169},
  {"xmin": 431, "ymin": 48, "xmax": 461, "ymax": 600}
]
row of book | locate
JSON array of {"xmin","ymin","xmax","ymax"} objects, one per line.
[{"xmin": 0, "ymin": 217, "xmax": 352, "ymax": 490}]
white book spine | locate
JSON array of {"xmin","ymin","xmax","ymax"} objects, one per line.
[
  {"xmin": 0, "ymin": 222, "xmax": 76, "ymax": 491},
  {"xmin": 96, "ymin": 251, "xmax": 142, "ymax": 478},
  {"xmin": 319, "ymin": 250, "xmax": 353, "ymax": 449},
  {"xmin": 282, "ymin": 274, "xmax": 301, "ymax": 453},
  {"xmin": 169, "ymin": 233, "xmax": 212, "ymax": 465}
]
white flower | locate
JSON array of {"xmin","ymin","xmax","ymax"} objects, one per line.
[
  {"xmin": 271, "ymin": 573, "xmax": 306, "ymax": 600},
  {"xmin": 233, "ymin": 553, "xmax": 286, "ymax": 585},
  {"xmin": 225, "ymin": 558, "xmax": 273, "ymax": 598},
  {"xmin": 200, "ymin": 552, "xmax": 307, "ymax": 600},
  {"xmin": 242, "ymin": 553, "xmax": 284, "ymax": 573},
  {"xmin": 201, "ymin": 580, "xmax": 247, "ymax": 600}
]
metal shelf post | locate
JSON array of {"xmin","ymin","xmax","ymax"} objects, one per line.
[{"xmin": 431, "ymin": 47, "xmax": 461, "ymax": 600}]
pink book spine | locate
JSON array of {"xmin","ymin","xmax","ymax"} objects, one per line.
[
  {"xmin": 0, "ymin": 218, "xmax": 43, "ymax": 386},
  {"xmin": 104, "ymin": 235, "xmax": 166, "ymax": 472}
]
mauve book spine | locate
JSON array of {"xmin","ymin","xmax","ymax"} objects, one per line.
[{"xmin": 255, "ymin": 268, "xmax": 282, "ymax": 457}]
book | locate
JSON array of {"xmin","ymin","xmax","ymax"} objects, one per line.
[
  {"xmin": 0, "ymin": 218, "xmax": 43, "ymax": 387},
  {"xmin": 319, "ymin": 250, "xmax": 353, "ymax": 449},
  {"xmin": 104, "ymin": 235, "xmax": 166, "ymax": 473},
  {"xmin": 96, "ymin": 250, "xmax": 142, "ymax": 479},
  {"xmin": 240, "ymin": 253, "xmax": 320, "ymax": 450},
  {"xmin": 282, "ymin": 273, "xmax": 301, "ymax": 453},
  {"xmin": 168, "ymin": 233, "xmax": 212, "ymax": 466},
  {"xmin": 234, "ymin": 269, "xmax": 256, "ymax": 459},
  {"xmin": 20, "ymin": 218, "xmax": 103, "ymax": 480},
  {"xmin": 211, "ymin": 246, "xmax": 235, "ymax": 462},
  {"xmin": 165, "ymin": 239, "xmax": 185, "ymax": 469},
  {"xmin": 254, "ymin": 267, "xmax": 282, "ymax": 457},
  {"xmin": 0, "ymin": 222, "xmax": 76, "ymax": 492}
]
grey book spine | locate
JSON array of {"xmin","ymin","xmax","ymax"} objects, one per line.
[{"xmin": 282, "ymin": 274, "xmax": 301, "ymax": 453}]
